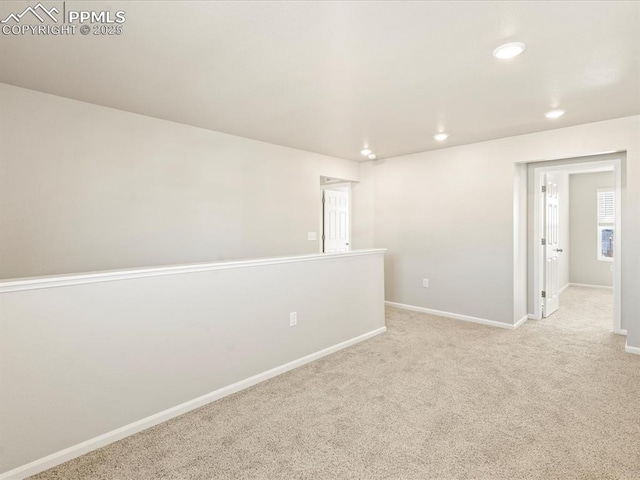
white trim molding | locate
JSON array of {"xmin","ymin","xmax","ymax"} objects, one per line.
[
  {"xmin": 559, "ymin": 283, "xmax": 571, "ymax": 294},
  {"xmin": 514, "ymin": 314, "xmax": 529, "ymax": 329},
  {"xmin": 614, "ymin": 329, "xmax": 627, "ymax": 336},
  {"xmin": 625, "ymin": 342, "xmax": 640, "ymax": 355},
  {"xmin": 386, "ymin": 301, "xmax": 527, "ymax": 330},
  {"xmin": 0, "ymin": 326, "xmax": 386, "ymax": 480},
  {"xmin": 568, "ymin": 283, "xmax": 613, "ymax": 290},
  {"xmin": 0, "ymin": 249, "xmax": 387, "ymax": 294}
]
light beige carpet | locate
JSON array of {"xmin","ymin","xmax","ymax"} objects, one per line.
[{"xmin": 31, "ymin": 286, "xmax": 639, "ymax": 479}]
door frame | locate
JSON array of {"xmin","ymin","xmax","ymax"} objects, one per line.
[
  {"xmin": 532, "ymin": 158, "xmax": 622, "ymax": 333},
  {"xmin": 320, "ymin": 182, "xmax": 352, "ymax": 253}
]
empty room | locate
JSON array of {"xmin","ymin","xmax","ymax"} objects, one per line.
[{"xmin": 0, "ymin": 1, "xmax": 639, "ymax": 479}]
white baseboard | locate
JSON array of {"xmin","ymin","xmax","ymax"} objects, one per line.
[
  {"xmin": 527, "ymin": 313, "xmax": 540, "ymax": 320},
  {"xmin": 614, "ymin": 329, "xmax": 627, "ymax": 336},
  {"xmin": 386, "ymin": 301, "xmax": 524, "ymax": 330},
  {"xmin": 0, "ymin": 326, "xmax": 386, "ymax": 480},
  {"xmin": 568, "ymin": 283, "xmax": 613, "ymax": 290},
  {"xmin": 559, "ymin": 283, "xmax": 571, "ymax": 294},
  {"xmin": 514, "ymin": 314, "xmax": 528, "ymax": 329},
  {"xmin": 625, "ymin": 342, "xmax": 640, "ymax": 355}
]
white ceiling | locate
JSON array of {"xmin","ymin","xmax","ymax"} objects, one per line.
[{"xmin": 1, "ymin": 1, "xmax": 638, "ymax": 161}]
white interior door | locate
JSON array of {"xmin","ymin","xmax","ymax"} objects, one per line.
[
  {"xmin": 323, "ymin": 189, "xmax": 350, "ymax": 253},
  {"xmin": 543, "ymin": 173, "xmax": 560, "ymax": 317}
]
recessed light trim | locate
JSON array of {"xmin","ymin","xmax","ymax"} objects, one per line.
[
  {"xmin": 544, "ymin": 109, "xmax": 566, "ymax": 119},
  {"xmin": 368, "ymin": 154, "xmax": 377, "ymax": 160},
  {"xmin": 492, "ymin": 42, "xmax": 526, "ymax": 59},
  {"xmin": 434, "ymin": 133, "xmax": 449, "ymax": 141},
  {"xmin": 360, "ymin": 148, "xmax": 372, "ymax": 156}
]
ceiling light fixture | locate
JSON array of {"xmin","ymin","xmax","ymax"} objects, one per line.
[
  {"xmin": 544, "ymin": 109, "xmax": 566, "ymax": 119},
  {"xmin": 368, "ymin": 154, "xmax": 377, "ymax": 160},
  {"xmin": 360, "ymin": 148, "xmax": 372, "ymax": 156},
  {"xmin": 492, "ymin": 42, "xmax": 526, "ymax": 59},
  {"xmin": 434, "ymin": 133, "xmax": 449, "ymax": 141}
]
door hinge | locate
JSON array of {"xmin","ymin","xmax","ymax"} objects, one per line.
[
  {"xmin": 541, "ymin": 290, "xmax": 546, "ymax": 298},
  {"xmin": 541, "ymin": 185, "xmax": 547, "ymax": 193},
  {"xmin": 541, "ymin": 238, "xmax": 546, "ymax": 245}
]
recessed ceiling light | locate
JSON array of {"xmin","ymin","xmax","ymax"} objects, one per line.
[
  {"xmin": 434, "ymin": 133, "xmax": 449, "ymax": 141},
  {"xmin": 544, "ymin": 109, "xmax": 566, "ymax": 119},
  {"xmin": 492, "ymin": 42, "xmax": 526, "ymax": 59},
  {"xmin": 368, "ymin": 154, "xmax": 377, "ymax": 160},
  {"xmin": 360, "ymin": 148, "xmax": 372, "ymax": 156}
]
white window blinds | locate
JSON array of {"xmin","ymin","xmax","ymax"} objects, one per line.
[{"xmin": 597, "ymin": 189, "xmax": 615, "ymax": 224}]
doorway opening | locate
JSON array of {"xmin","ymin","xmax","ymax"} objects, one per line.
[
  {"xmin": 530, "ymin": 156, "xmax": 622, "ymax": 334},
  {"xmin": 320, "ymin": 178, "xmax": 351, "ymax": 253}
]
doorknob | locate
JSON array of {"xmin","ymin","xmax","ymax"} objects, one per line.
[{"xmin": 555, "ymin": 248, "xmax": 563, "ymax": 252}]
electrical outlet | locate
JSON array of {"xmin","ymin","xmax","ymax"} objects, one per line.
[
  {"xmin": 422, "ymin": 278, "xmax": 429, "ymax": 288},
  {"xmin": 289, "ymin": 312, "xmax": 297, "ymax": 327}
]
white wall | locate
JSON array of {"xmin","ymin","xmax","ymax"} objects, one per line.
[
  {"xmin": 0, "ymin": 250, "xmax": 386, "ymax": 476},
  {"xmin": 0, "ymin": 84, "xmax": 360, "ymax": 279},
  {"xmin": 570, "ymin": 171, "xmax": 615, "ymax": 287},
  {"xmin": 363, "ymin": 116, "xmax": 639, "ymax": 348},
  {"xmin": 513, "ymin": 163, "xmax": 528, "ymax": 322},
  {"xmin": 370, "ymin": 148, "xmax": 518, "ymax": 323},
  {"xmin": 351, "ymin": 165, "xmax": 375, "ymax": 250}
]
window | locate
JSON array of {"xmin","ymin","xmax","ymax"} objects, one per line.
[{"xmin": 597, "ymin": 189, "xmax": 614, "ymax": 261}]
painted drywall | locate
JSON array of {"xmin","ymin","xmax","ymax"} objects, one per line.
[
  {"xmin": 363, "ymin": 116, "xmax": 639, "ymax": 348},
  {"xmin": 0, "ymin": 251, "xmax": 386, "ymax": 475},
  {"xmin": 351, "ymin": 165, "xmax": 375, "ymax": 250},
  {"xmin": 513, "ymin": 163, "xmax": 528, "ymax": 323},
  {"xmin": 369, "ymin": 146, "xmax": 518, "ymax": 324},
  {"xmin": 0, "ymin": 84, "xmax": 360, "ymax": 279},
  {"xmin": 570, "ymin": 171, "xmax": 615, "ymax": 287}
]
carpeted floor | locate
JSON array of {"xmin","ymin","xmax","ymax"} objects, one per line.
[{"xmin": 31, "ymin": 286, "xmax": 639, "ymax": 480}]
